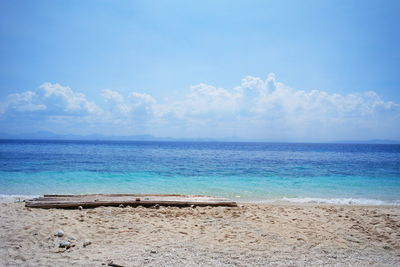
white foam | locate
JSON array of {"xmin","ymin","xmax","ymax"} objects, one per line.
[
  {"xmin": 280, "ymin": 197, "xmax": 400, "ymax": 206},
  {"xmin": 0, "ymin": 194, "xmax": 38, "ymax": 203},
  {"xmin": 237, "ymin": 197, "xmax": 400, "ymax": 205}
]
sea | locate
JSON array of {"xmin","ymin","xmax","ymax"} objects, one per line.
[{"xmin": 0, "ymin": 140, "xmax": 399, "ymax": 205}]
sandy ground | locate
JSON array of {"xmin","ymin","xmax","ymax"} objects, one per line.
[{"xmin": 0, "ymin": 202, "xmax": 399, "ymax": 267}]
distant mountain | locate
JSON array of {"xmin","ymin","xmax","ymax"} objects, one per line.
[
  {"xmin": 0, "ymin": 131, "xmax": 241, "ymax": 142},
  {"xmin": 0, "ymin": 131, "xmax": 399, "ymax": 144}
]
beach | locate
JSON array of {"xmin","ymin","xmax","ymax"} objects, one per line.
[
  {"xmin": 1, "ymin": 202, "xmax": 399, "ymax": 266},
  {"xmin": 1, "ymin": 0, "xmax": 400, "ymax": 266}
]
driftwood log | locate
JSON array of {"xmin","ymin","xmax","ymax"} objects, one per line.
[{"xmin": 25, "ymin": 194, "xmax": 237, "ymax": 209}]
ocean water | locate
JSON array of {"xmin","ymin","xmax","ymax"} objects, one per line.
[{"xmin": 0, "ymin": 140, "xmax": 399, "ymax": 205}]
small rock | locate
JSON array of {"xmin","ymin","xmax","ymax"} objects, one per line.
[
  {"xmin": 119, "ymin": 204, "xmax": 124, "ymax": 208},
  {"xmin": 150, "ymin": 250, "xmax": 157, "ymax": 254},
  {"xmin": 78, "ymin": 206, "xmax": 83, "ymax": 210},
  {"xmin": 83, "ymin": 240, "xmax": 92, "ymax": 247},
  {"xmin": 59, "ymin": 241, "xmax": 72, "ymax": 249},
  {"xmin": 190, "ymin": 204, "xmax": 196, "ymax": 209},
  {"xmin": 54, "ymin": 229, "xmax": 64, "ymax": 237},
  {"xmin": 155, "ymin": 204, "xmax": 160, "ymax": 209},
  {"xmin": 135, "ymin": 198, "xmax": 141, "ymax": 202}
]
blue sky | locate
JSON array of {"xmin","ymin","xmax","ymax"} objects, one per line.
[{"xmin": 0, "ymin": 0, "xmax": 399, "ymax": 141}]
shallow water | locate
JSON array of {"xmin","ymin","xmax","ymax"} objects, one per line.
[{"xmin": 0, "ymin": 140, "xmax": 399, "ymax": 205}]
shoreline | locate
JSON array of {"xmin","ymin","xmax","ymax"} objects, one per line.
[
  {"xmin": 1, "ymin": 194, "xmax": 399, "ymax": 206},
  {"xmin": 1, "ymin": 202, "xmax": 399, "ymax": 266}
]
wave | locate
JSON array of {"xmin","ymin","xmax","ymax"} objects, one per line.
[
  {"xmin": 279, "ymin": 197, "xmax": 400, "ymax": 206},
  {"xmin": 0, "ymin": 194, "xmax": 39, "ymax": 203},
  {"xmin": 238, "ymin": 197, "xmax": 400, "ymax": 205}
]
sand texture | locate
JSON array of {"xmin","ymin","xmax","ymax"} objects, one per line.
[{"xmin": 0, "ymin": 202, "xmax": 399, "ymax": 266}]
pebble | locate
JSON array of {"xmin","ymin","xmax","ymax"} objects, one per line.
[
  {"xmin": 78, "ymin": 206, "xmax": 83, "ymax": 210},
  {"xmin": 155, "ymin": 204, "xmax": 160, "ymax": 209},
  {"xmin": 150, "ymin": 250, "xmax": 157, "ymax": 254},
  {"xmin": 119, "ymin": 204, "xmax": 125, "ymax": 208},
  {"xmin": 59, "ymin": 241, "xmax": 72, "ymax": 249},
  {"xmin": 83, "ymin": 240, "xmax": 92, "ymax": 247},
  {"xmin": 190, "ymin": 204, "xmax": 196, "ymax": 209},
  {"xmin": 54, "ymin": 229, "xmax": 64, "ymax": 237}
]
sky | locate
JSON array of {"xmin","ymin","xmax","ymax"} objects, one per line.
[{"xmin": 0, "ymin": 0, "xmax": 399, "ymax": 141}]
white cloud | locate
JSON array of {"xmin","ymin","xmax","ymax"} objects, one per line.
[
  {"xmin": 40, "ymin": 83, "xmax": 102, "ymax": 115},
  {"xmin": 102, "ymin": 89, "xmax": 124, "ymax": 103},
  {"xmin": 100, "ymin": 89, "xmax": 157, "ymax": 122},
  {"xmin": 1, "ymin": 91, "xmax": 46, "ymax": 113},
  {"xmin": 102, "ymin": 89, "xmax": 130, "ymax": 115},
  {"xmin": 169, "ymin": 83, "xmax": 240, "ymax": 119},
  {"xmin": 1, "ymin": 74, "xmax": 399, "ymax": 140},
  {"xmin": 129, "ymin": 92, "xmax": 156, "ymax": 111}
]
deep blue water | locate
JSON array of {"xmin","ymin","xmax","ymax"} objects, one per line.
[{"xmin": 0, "ymin": 140, "xmax": 399, "ymax": 204}]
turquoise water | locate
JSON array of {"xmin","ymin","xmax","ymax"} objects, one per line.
[{"xmin": 1, "ymin": 140, "xmax": 399, "ymax": 205}]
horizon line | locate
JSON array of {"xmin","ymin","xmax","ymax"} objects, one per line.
[{"xmin": 0, "ymin": 137, "xmax": 399, "ymax": 145}]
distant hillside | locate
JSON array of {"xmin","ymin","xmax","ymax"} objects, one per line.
[
  {"xmin": 0, "ymin": 131, "xmax": 241, "ymax": 142},
  {"xmin": 1, "ymin": 131, "xmax": 399, "ymax": 144}
]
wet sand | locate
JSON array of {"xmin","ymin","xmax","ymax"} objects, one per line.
[{"xmin": 0, "ymin": 202, "xmax": 399, "ymax": 266}]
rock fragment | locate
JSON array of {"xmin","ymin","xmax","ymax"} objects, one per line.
[
  {"xmin": 83, "ymin": 240, "xmax": 92, "ymax": 247},
  {"xmin": 54, "ymin": 229, "xmax": 64, "ymax": 237},
  {"xmin": 59, "ymin": 241, "xmax": 72, "ymax": 249}
]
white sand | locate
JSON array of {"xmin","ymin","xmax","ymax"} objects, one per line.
[{"xmin": 0, "ymin": 202, "xmax": 399, "ymax": 266}]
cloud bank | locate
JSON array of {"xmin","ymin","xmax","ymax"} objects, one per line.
[{"xmin": 1, "ymin": 74, "xmax": 399, "ymax": 141}]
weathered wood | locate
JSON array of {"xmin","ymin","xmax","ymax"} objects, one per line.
[
  {"xmin": 25, "ymin": 194, "xmax": 237, "ymax": 209},
  {"xmin": 107, "ymin": 261, "xmax": 125, "ymax": 267},
  {"xmin": 43, "ymin": 194, "xmax": 191, "ymax": 197}
]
